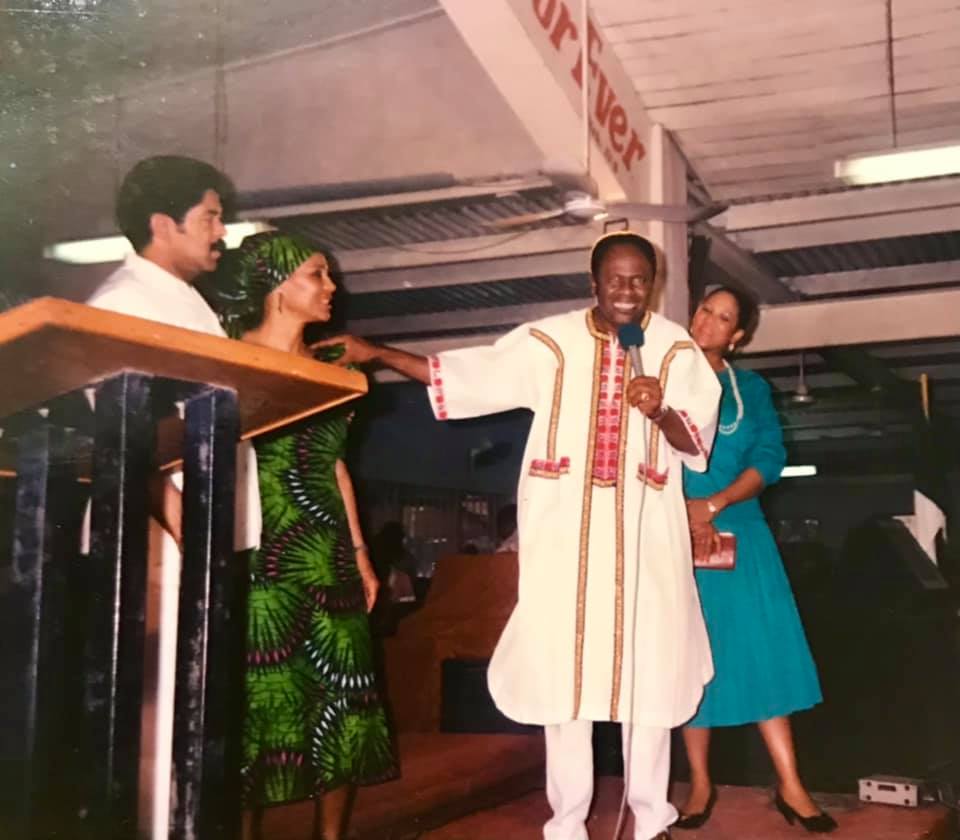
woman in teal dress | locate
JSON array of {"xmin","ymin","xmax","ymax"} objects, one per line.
[
  {"xmin": 210, "ymin": 233, "xmax": 397, "ymax": 840},
  {"xmin": 675, "ymin": 287, "xmax": 834, "ymax": 833}
]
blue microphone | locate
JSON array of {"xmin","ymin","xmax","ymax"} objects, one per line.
[{"xmin": 617, "ymin": 322, "xmax": 645, "ymax": 376}]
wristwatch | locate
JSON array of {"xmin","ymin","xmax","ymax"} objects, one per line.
[{"xmin": 706, "ymin": 499, "xmax": 720, "ymax": 517}]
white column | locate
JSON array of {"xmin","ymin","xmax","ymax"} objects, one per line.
[{"xmin": 644, "ymin": 124, "xmax": 690, "ymax": 323}]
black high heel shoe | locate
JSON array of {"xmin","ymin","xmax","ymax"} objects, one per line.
[
  {"xmin": 774, "ymin": 790, "xmax": 837, "ymax": 833},
  {"xmin": 674, "ymin": 786, "xmax": 717, "ymax": 830}
]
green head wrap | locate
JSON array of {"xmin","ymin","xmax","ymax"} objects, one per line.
[{"xmin": 211, "ymin": 230, "xmax": 317, "ymax": 338}]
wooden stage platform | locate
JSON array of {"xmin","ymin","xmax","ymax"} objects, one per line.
[{"xmin": 422, "ymin": 779, "xmax": 956, "ymax": 840}]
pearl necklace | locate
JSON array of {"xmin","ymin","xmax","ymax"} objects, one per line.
[{"xmin": 718, "ymin": 360, "xmax": 744, "ymax": 436}]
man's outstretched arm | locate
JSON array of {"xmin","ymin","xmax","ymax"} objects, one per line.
[{"xmin": 311, "ymin": 334, "xmax": 430, "ymax": 384}]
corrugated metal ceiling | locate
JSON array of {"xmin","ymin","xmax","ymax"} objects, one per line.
[
  {"xmin": 273, "ymin": 187, "xmax": 578, "ymax": 252},
  {"xmin": 757, "ymin": 230, "xmax": 960, "ymax": 278},
  {"xmin": 344, "ymin": 273, "xmax": 589, "ymax": 320}
]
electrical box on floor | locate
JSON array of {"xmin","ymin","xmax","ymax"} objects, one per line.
[{"xmin": 858, "ymin": 775, "xmax": 923, "ymax": 807}]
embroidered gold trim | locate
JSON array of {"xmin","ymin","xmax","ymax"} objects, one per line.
[
  {"xmin": 585, "ymin": 308, "xmax": 652, "ymax": 340},
  {"xmin": 530, "ymin": 328, "xmax": 564, "ymax": 472},
  {"xmin": 573, "ymin": 336, "xmax": 603, "ymax": 719},
  {"xmin": 609, "ymin": 351, "xmax": 632, "ymax": 721},
  {"xmin": 640, "ymin": 340, "xmax": 695, "ymax": 490},
  {"xmin": 586, "ymin": 309, "xmax": 605, "ymax": 339}
]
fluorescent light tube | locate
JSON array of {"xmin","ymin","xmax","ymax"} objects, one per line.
[
  {"xmin": 43, "ymin": 221, "xmax": 274, "ymax": 264},
  {"xmin": 781, "ymin": 465, "xmax": 818, "ymax": 478},
  {"xmin": 835, "ymin": 144, "xmax": 960, "ymax": 186}
]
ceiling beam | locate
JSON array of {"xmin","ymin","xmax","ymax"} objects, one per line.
[
  {"xmin": 334, "ymin": 225, "xmax": 600, "ymax": 273},
  {"xmin": 732, "ymin": 205, "xmax": 960, "ymax": 253},
  {"xmin": 347, "ymin": 298, "xmax": 594, "ymax": 338},
  {"xmin": 717, "ymin": 178, "xmax": 960, "ymax": 253},
  {"xmin": 748, "ymin": 288, "xmax": 960, "ymax": 353},
  {"xmin": 785, "ymin": 260, "xmax": 960, "ymax": 296},
  {"xmin": 343, "ymin": 249, "xmax": 589, "ymax": 294},
  {"xmin": 695, "ymin": 222, "xmax": 796, "ymax": 303},
  {"xmin": 720, "ymin": 178, "xmax": 960, "ymax": 232},
  {"xmin": 237, "ymin": 175, "xmax": 555, "ymax": 220}
]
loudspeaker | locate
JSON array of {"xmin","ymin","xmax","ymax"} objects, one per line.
[{"xmin": 840, "ymin": 517, "xmax": 948, "ymax": 603}]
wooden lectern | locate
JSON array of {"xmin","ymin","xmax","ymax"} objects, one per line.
[{"xmin": 0, "ymin": 298, "xmax": 367, "ymax": 840}]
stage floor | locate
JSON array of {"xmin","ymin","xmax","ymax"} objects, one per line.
[{"xmin": 422, "ymin": 780, "xmax": 956, "ymax": 840}]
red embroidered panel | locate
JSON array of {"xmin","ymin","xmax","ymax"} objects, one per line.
[
  {"xmin": 592, "ymin": 342, "xmax": 626, "ymax": 483},
  {"xmin": 677, "ymin": 409, "xmax": 708, "ymax": 457},
  {"xmin": 428, "ymin": 355, "xmax": 448, "ymax": 420}
]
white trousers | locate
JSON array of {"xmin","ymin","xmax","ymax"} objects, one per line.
[
  {"xmin": 138, "ymin": 521, "xmax": 181, "ymax": 840},
  {"xmin": 543, "ymin": 720, "xmax": 676, "ymax": 840}
]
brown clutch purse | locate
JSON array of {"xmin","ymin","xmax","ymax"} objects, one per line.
[{"xmin": 694, "ymin": 531, "xmax": 736, "ymax": 570}]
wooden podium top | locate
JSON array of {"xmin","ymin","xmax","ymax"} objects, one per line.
[{"xmin": 0, "ymin": 297, "xmax": 367, "ymax": 458}]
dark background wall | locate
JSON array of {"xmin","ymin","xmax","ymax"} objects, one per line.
[{"xmin": 349, "ymin": 381, "xmax": 958, "ymax": 537}]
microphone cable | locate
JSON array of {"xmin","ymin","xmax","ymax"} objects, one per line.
[{"xmin": 612, "ymin": 383, "xmax": 650, "ymax": 840}]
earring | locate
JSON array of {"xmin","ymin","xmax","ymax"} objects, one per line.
[{"xmin": 728, "ymin": 342, "xmax": 736, "ymax": 352}]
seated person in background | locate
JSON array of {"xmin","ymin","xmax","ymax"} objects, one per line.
[
  {"xmin": 371, "ymin": 521, "xmax": 417, "ymax": 605},
  {"xmin": 368, "ymin": 521, "xmax": 417, "ymax": 636},
  {"xmin": 495, "ymin": 503, "xmax": 519, "ymax": 553}
]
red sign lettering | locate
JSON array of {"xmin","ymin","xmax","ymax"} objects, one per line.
[
  {"xmin": 549, "ymin": 1, "xmax": 578, "ymax": 50},
  {"xmin": 532, "ymin": 0, "xmax": 556, "ymax": 28},
  {"xmin": 531, "ymin": 0, "xmax": 646, "ymax": 172},
  {"xmin": 608, "ymin": 104, "xmax": 628, "ymax": 153},
  {"xmin": 570, "ymin": 18, "xmax": 602, "ymax": 86},
  {"xmin": 622, "ymin": 131, "xmax": 645, "ymax": 172}
]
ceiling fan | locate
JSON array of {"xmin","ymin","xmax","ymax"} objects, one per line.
[
  {"xmin": 483, "ymin": 0, "xmax": 724, "ymax": 233},
  {"xmin": 481, "ymin": 165, "xmax": 727, "ymax": 230}
]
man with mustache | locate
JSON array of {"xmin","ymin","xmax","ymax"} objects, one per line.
[
  {"xmin": 90, "ymin": 155, "xmax": 232, "ymax": 331},
  {"xmin": 87, "ymin": 155, "xmax": 261, "ymax": 839}
]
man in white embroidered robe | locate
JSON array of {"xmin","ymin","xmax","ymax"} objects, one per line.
[{"xmin": 317, "ymin": 232, "xmax": 720, "ymax": 840}]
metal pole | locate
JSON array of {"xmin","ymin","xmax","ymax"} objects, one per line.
[
  {"xmin": 0, "ymin": 422, "xmax": 76, "ymax": 837},
  {"xmin": 169, "ymin": 386, "xmax": 242, "ymax": 840},
  {"xmin": 83, "ymin": 372, "xmax": 155, "ymax": 837}
]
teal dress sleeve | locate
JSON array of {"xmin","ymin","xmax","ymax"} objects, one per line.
[{"xmin": 742, "ymin": 372, "xmax": 787, "ymax": 488}]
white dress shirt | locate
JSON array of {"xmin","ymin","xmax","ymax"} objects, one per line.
[{"xmin": 88, "ymin": 252, "xmax": 261, "ymax": 550}]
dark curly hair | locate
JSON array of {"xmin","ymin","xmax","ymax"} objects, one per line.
[
  {"xmin": 589, "ymin": 231, "xmax": 658, "ymax": 280},
  {"xmin": 206, "ymin": 231, "xmax": 317, "ymax": 338}
]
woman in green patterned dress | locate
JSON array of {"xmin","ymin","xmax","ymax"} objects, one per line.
[{"xmin": 210, "ymin": 232, "xmax": 397, "ymax": 840}]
